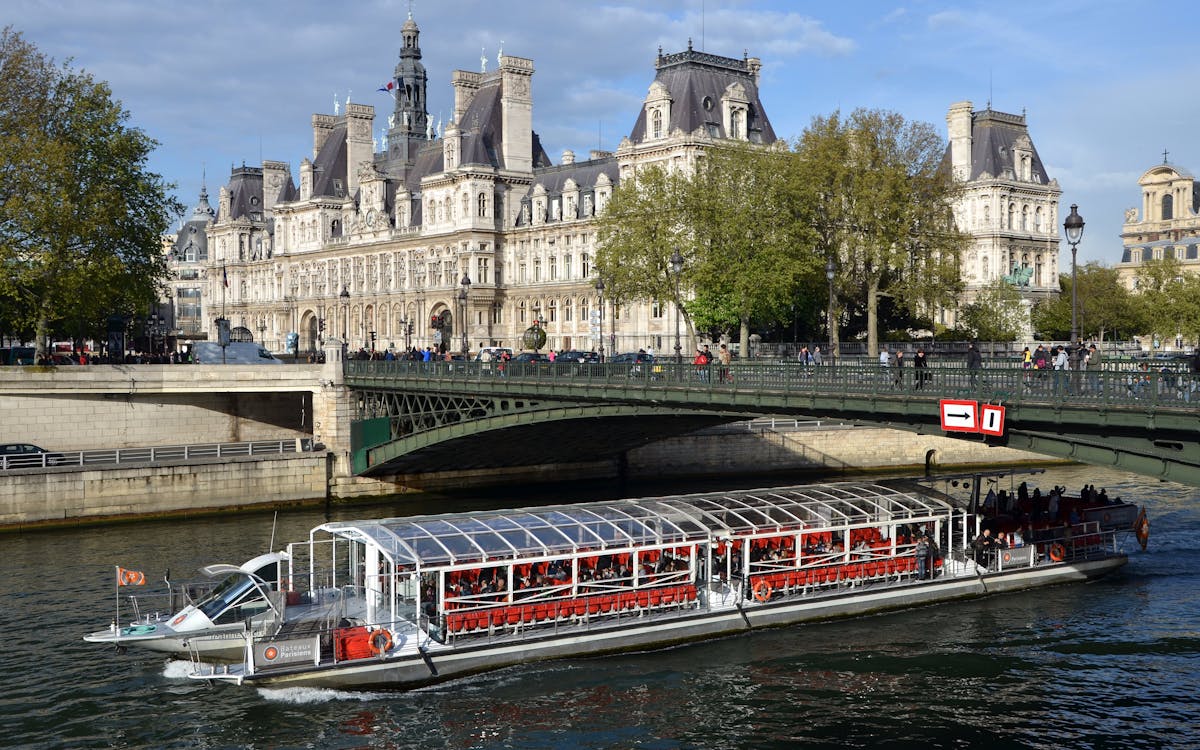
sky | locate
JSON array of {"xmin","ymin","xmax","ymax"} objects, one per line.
[{"xmin": 10, "ymin": 0, "xmax": 1199, "ymax": 265}]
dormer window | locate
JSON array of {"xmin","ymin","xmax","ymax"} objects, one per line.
[{"xmin": 652, "ymin": 110, "xmax": 663, "ymax": 139}]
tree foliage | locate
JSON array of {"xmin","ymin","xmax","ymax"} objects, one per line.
[
  {"xmin": 958, "ymin": 280, "xmax": 1026, "ymax": 342},
  {"xmin": 793, "ymin": 109, "xmax": 966, "ymax": 355},
  {"xmin": 1132, "ymin": 258, "xmax": 1200, "ymax": 344},
  {"xmin": 0, "ymin": 27, "xmax": 181, "ymax": 353},
  {"xmin": 1031, "ymin": 262, "xmax": 1139, "ymax": 341}
]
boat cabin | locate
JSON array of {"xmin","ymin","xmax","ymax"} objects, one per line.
[{"xmin": 282, "ymin": 483, "xmax": 968, "ymax": 641}]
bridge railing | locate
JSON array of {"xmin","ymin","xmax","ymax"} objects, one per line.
[
  {"xmin": 346, "ymin": 359, "xmax": 1198, "ymax": 410},
  {"xmin": 0, "ymin": 438, "xmax": 316, "ymax": 473}
]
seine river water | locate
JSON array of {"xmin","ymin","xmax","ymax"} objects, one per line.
[{"xmin": 2, "ymin": 465, "xmax": 1197, "ymax": 750}]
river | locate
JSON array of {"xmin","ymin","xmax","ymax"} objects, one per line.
[{"xmin": 2, "ymin": 465, "xmax": 1196, "ymax": 750}]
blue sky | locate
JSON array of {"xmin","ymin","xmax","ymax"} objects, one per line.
[{"xmin": 11, "ymin": 0, "xmax": 1198, "ymax": 265}]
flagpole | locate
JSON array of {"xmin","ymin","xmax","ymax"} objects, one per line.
[{"xmin": 114, "ymin": 565, "xmax": 120, "ymax": 629}]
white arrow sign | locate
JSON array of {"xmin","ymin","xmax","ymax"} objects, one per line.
[{"xmin": 939, "ymin": 399, "xmax": 979, "ymax": 433}]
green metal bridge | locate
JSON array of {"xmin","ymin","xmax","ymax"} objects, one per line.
[{"xmin": 345, "ymin": 359, "xmax": 1200, "ymax": 486}]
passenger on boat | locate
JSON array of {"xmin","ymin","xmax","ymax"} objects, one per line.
[
  {"xmin": 971, "ymin": 529, "xmax": 997, "ymax": 567},
  {"xmin": 1010, "ymin": 528, "xmax": 1025, "ymax": 547},
  {"xmin": 915, "ymin": 534, "xmax": 931, "ymax": 580}
]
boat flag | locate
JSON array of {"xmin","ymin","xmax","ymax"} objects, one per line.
[
  {"xmin": 117, "ymin": 567, "xmax": 146, "ymax": 586},
  {"xmin": 1134, "ymin": 506, "xmax": 1150, "ymax": 551}
]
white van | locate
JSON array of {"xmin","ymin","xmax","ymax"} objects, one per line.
[
  {"xmin": 474, "ymin": 347, "xmax": 513, "ymax": 362},
  {"xmin": 189, "ymin": 341, "xmax": 284, "ymax": 364}
]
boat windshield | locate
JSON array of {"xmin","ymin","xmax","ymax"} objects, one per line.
[{"xmin": 197, "ymin": 574, "xmax": 269, "ymax": 624}]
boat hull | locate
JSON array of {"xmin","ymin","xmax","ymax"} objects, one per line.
[{"xmin": 196, "ymin": 555, "xmax": 1125, "ymax": 690}]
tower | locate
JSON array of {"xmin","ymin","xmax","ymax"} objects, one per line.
[{"xmin": 386, "ymin": 11, "xmax": 430, "ymax": 166}]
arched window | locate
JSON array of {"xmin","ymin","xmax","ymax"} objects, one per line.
[
  {"xmin": 548, "ymin": 299, "xmax": 558, "ymax": 323},
  {"xmin": 1007, "ymin": 203, "xmax": 1015, "ymax": 229},
  {"xmin": 1035, "ymin": 206, "xmax": 1044, "ymax": 232},
  {"xmin": 519, "ymin": 300, "xmax": 527, "ymax": 324},
  {"xmin": 1021, "ymin": 206, "xmax": 1028, "ymax": 231},
  {"xmin": 652, "ymin": 110, "xmax": 663, "ymax": 139},
  {"xmin": 731, "ymin": 110, "xmax": 743, "ymax": 139},
  {"xmin": 1162, "ymin": 194, "xmax": 1174, "ymax": 220},
  {"xmin": 564, "ymin": 297, "xmax": 573, "ymax": 322},
  {"xmin": 477, "ymin": 192, "xmax": 488, "ymax": 217},
  {"xmin": 980, "ymin": 256, "xmax": 988, "ymax": 280}
]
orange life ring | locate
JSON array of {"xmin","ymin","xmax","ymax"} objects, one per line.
[
  {"xmin": 1048, "ymin": 543, "xmax": 1066, "ymax": 562},
  {"xmin": 370, "ymin": 629, "xmax": 393, "ymax": 655},
  {"xmin": 752, "ymin": 580, "xmax": 773, "ymax": 603},
  {"xmin": 1001, "ymin": 551, "xmax": 1012, "ymax": 564}
]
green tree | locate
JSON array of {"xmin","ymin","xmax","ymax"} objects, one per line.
[
  {"xmin": 1032, "ymin": 262, "xmax": 1139, "ymax": 341},
  {"xmin": 1132, "ymin": 257, "xmax": 1200, "ymax": 345},
  {"xmin": 958, "ymin": 280, "xmax": 1026, "ymax": 341},
  {"xmin": 795, "ymin": 109, "xmax": 966, "ymax": 357},
  {"xmin": 0, "ymin": 27, "xmax": 181, "ymax": 356}
]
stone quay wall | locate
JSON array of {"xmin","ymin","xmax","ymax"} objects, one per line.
[{"xmin": 0, "ymin": 454, "xmax": 328, "ymax": 530}]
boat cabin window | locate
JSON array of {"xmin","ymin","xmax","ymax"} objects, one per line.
[{"xmin": 198, "ymin": 574, "xmax": 268, "ymax": 624}]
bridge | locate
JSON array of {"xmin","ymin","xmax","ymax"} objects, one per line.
[{"xmin": 346, "ymin": 359, "xmax": 1200, "ymax": 486}]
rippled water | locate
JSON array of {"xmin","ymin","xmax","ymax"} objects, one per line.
[{"xmin": 2, "ymin": 466, "xmax": 1197, "ymax": 749}]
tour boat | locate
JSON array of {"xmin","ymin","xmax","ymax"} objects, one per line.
[
  {"xmin": 180, "ymin": 480, "xmax": 1144, "ymax": 690},
  {"xmin": 84, "ymin": 552, "xmax": 293, "ymax": 661}
]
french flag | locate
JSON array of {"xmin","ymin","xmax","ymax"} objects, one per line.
[{"xmin": 377, "ymin": 81, "xmax": 395, "ymax": 95}]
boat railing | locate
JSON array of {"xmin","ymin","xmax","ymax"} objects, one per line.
[{"xmin": 973, "ymin": 527, "xmax": 1120, "ymax": 574}]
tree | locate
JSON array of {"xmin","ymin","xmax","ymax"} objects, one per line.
[
  {"xmin": 1132, "ymin": 258, "xmax": 1200, "ymax": 345},
  {"xmin": 958, "ymin": 280, "xmax": 1026, "ymax": 341},
  {"xmin": 595, "ymin": 145, "xmax": 819, "ymax": 354},
  {"xmin": 1031, "ymin": 262, "xmax": 1139, "ymax": 341},
  {"xmin": 0, "ymin": 27, "xmax": 181, "ymax": 356},
  {"xmin": 795, "ymin": 109, "xmax": 966, "ymax": 357}
]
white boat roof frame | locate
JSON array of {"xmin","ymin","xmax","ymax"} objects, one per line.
[{"xmin": 312, "ymin": 482, "xmax": 955, "ymax": 570}]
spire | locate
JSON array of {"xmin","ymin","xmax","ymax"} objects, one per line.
[{"xmin": 192, "ymin": 175, "xmax": 215, "ymax": 220}]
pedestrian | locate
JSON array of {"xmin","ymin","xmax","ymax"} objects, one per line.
[
  {"xmin": 1052, "ymin": 344, "xmax": 1069, "ymax": 393},
  {"xmin": 812, "ymin": 346, "xmax": 823, "ymax": 366},
  {"xmin": 914, "ymin": 347, "xmax": 929, "ymax": 389},
  {"xmin": 966, "ymin": 343, "xmax": 982, "ymax": 387},
  {"xmin": 893, "ymin": 349, "xmax": 905, "ymax": 388},
  {"xmin": 1085, "ymin": 343, "xmax": 1102, "ymax": 394},
  {"xmin": 718, "ymin": 343, "xmax": 732, "ymax": 383}
]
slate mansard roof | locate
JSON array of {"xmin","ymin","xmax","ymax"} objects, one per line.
[
  {"xmin": 964, "ymin": 109, "xmax": 1051, "ymax": 184},
  {"xmin": 628, "ymin": 46, "xmax": 777, "ymax": 145}
]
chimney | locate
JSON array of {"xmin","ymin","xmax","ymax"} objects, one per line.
[
  {"xmin": 499, "ymin": 55, "xmax": 534, "ymax": 172},
  {"xmin": 344, "ymin": 103, "xmax": 375, "ymax": 197},
  {"xmin": 946, "ymin": 101, "xmax": 974, "ymax": 182},
  {"xmin": 561, "ymin": 149, "xmax": 575, "ymax": 165},
  {"xmin": 312, "ymin": 114, "xmax": 337, "ymax": 159},
  {"xmin": 451, "ymin": 70, "xmax": 483, "ymax": 124}
]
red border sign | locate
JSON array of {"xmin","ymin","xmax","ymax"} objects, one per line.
[
  {"xmin": 980, "ymin": 404, "xmax": 1006, "ymax": 436},
  {"xmin": 939, "ymin": 399, "xmax": 979, "ymax": 433}
]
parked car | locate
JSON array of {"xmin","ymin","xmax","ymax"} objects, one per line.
[
  {"xmin": 474, "ymin": 347, "xmax": 514, "ymax": 362},
  {"xmin": 512, "ymin": 352, "xmax": 551, "ymax": 363},
  {"xmin": 557, "ymin": 350, "xmax": 600, "ymax": 363},
  {"xmin": 610, "ymin": 351, "xmax": 656, "ymax": 377},
  {"xmin": 609, "ymin": 352, "xmax": 655, "ymax": 365},
  {"xmin": 0, "ymin": 443, "xmax": 65, "ymax": 468}
]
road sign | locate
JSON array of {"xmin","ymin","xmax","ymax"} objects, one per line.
[
  {"xmin": 980, "ymin": 404, "xmax": 1006, "ymax": 436},
  {"xmin": 939, "ymin": 399, "xmax": 979, "ymax": 433}
]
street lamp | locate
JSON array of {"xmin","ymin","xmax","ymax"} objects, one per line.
[
  {"xmin": 669, "ymin": 249, "xmax": 684, "ymax": 365},
  {"xmin": 1064, "ymin": 204, "xmax": 1085, "ymax": 351},
  {"xmin": 459, "ymin": 272, "xmax": 472, "ymax": 355},
  {"xmin": 595, "ymin": 277, "xmax": 606, "ymax": 362},
  {"xmin": 339, "ymin": 285, "xmax": 350, "ymax": 348},
  {"xmin": 826, "ymin": 259, "xmax": 836, "ymax": 362}
]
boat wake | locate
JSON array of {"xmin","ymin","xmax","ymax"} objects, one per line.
[
  {"xmin": 161, "ymin": 660, "xmax": 195, "ymax": 680},
  {"xmin": 257, "ymin": 686, "xmax": 392, "ymax": 704}
]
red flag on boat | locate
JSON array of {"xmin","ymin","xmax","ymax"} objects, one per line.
[
  {"xmin": 117, "ymin": 567, "xmax": 146, "ymax": 586},
  {"xmin": 1134, "ymin": 506, "xmax": 1150, "ymax": 551}
]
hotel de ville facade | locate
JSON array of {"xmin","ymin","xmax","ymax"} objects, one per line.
[
  {"xmin": 168, "ymin": 15, "xmax": 1059, "ymax": 356},
  {"xmin": 169, "ymin": 15, "xmax": 775, "ymax": 357}
]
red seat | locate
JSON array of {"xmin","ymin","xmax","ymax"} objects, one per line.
[
  {"xmin": 505, "ymin": 607, "xmax": 520, "ymax": 626},
  {"xmin": 587, "ymin": 597, "xmax": 602, "ymax": 615},
  {"xmin": 558, "ymin": 601, "xmax": 574, "ymax": 619},
  {"xmin": 648, "ymin": 589, "xmax": 662, "ymax": 607},
  {"xmin": 636, "ymin": 590, "xmax": 650, "ymax": 608},
  {"xmin": 492, "ymin": 608, "xmax": 506, "ymax": 627}
]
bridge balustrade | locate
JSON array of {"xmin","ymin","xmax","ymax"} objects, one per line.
[{"xmin": 345, "ymin": 359, "xmax": 1197, "ymax": 409}]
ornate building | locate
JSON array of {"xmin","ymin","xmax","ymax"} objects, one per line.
[
  {"xmin": 168, "ymin": 15, "xmax": 776, "ymax": 356},
  {"xmin": 1115, "ymin": 159, "xmax": 1200, "ymax": 291},
  {"xmin": 945, "ymin": 101, "xmax": 1062, "ymax": 330}
]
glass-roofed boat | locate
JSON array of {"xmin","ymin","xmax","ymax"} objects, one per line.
[{"xmin": 175, "ymin": 480, "xmax": 1139, "ymax": 690}]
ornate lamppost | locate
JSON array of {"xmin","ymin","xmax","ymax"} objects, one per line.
[
  {"xmin": 826, "ymin": 259, "xmax": 836, "ymax": 362},
  {"xmin": 595, "ymin": 277, "xmax": 605, "ymax": 362},
  {"xmin": 339, "ymin": 285, "xmax": 350, "ymax": 352},
  {"xmin": 669, "ymin": 249, "xmax": 684, "ymax": 365},
  {"xmin": 459, "ymin": 273, "xmax": 472, "ymax": 354},
  {"xmin": 1063, "ymin": 204, "xmax": 1085, "ymax": 356}
]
